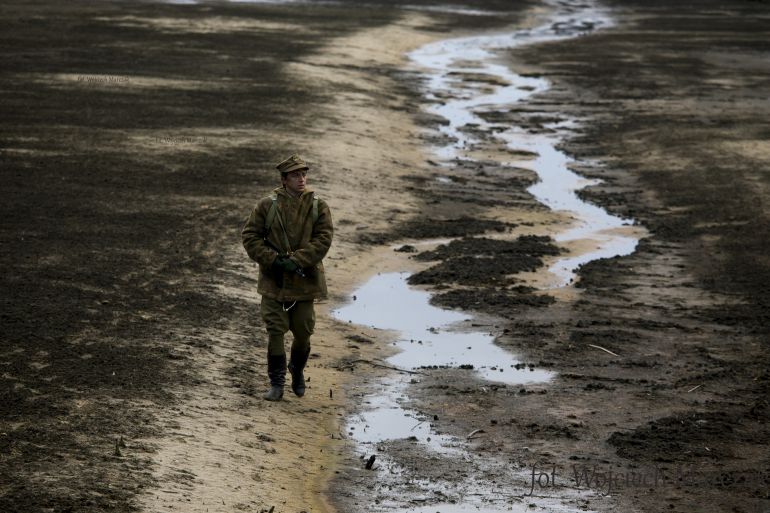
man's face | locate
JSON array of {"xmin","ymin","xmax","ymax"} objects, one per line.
[{"xmin": 282, "ymin": 169, "xmax": 307, "ymax": 195}]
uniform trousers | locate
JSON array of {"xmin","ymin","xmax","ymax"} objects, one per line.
[{"xmin": 260, "ymin": 298, "xmax": 315, "ymax": 356}]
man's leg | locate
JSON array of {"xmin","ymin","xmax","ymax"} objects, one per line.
[
  {"xmin": 287, "ymin": 300, "xmax": 315, "ymax": 397},
  {"xmin": 260, "ymin": 298, "xmax": 290, "ymax": 401}
]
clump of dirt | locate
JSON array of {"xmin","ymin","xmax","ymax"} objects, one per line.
[
  {"xmin": 357, "ymin": 216, "xmax": 513, "ymax": 244},
  {"xmin": 408, "ymin": 235, "xmax": 561, "ymax": 286},
  {"xmin": 607, "ymin": 412, "xmax": 738, "ymax": 462},
  {"xmin": 389, "ymin": 233, "xmax": 560, "ymax": 326},
  {"xmin": 414, "ymin": 235, "xmax": 560, "ymax": 261},
  {"xmin": 432, "ymin": 286, "xmax": 555, "ymax": 315}
]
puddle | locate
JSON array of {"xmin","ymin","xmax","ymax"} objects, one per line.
[
  {"xmin": 344, "ymin": 374, "xmax": 460, "ymax": 452},
  {"xmin": 402, "ymin": 5, "xmax": 502, "ymax": 16},
  {"xmin": 399, "ymin": 504, "xmax": 558, "ymax": 513},
  {"xmin": 335, "ymin": 272, "xmax": 553, "ymax": 385}
]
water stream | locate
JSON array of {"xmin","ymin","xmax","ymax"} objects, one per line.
[
  {"xmin": 333, "ymin": 1, "xmax": 639, "ymax": 511},
  {"xmin": 410, "ymin": 1, "xmax": 640, "ymax": 287}
]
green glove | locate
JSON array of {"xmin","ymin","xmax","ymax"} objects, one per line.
[
  {"xmin": 271, "ymin": 255, "xmax": 285, "ymax": 273},
  {"xmin": 279, "ymin": 257, "xmax": 300, "ymax": 273}
]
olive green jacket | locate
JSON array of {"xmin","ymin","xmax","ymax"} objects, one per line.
[{"xmin": 242, "ymin": 187, "xmax": 333, "ymax": 301}]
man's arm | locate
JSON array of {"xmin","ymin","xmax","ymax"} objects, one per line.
[
  {"xmin": 289, "ymin": 199, "xmax": 333, "ymax": 269},
  {"xmin": 242, "ymin": 200, "xmax": 279, "ymax": 268}
]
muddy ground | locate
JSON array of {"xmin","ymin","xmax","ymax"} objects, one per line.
[{"xmin": 1, "ymin": 0, "xmax": 768, "ymax": 513}]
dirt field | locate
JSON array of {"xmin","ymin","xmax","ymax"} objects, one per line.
[{"xmin": 1, "ymin": 1, "xmax": 768, "ymax": 513}]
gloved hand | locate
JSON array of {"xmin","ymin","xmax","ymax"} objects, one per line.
[
  {"xmin": 279, "ymin": 257, "xmax": 300, "ymax": 273},
  {"xmin": 271, "ymin": 255, "xmax": 286, "ymax": 274}
]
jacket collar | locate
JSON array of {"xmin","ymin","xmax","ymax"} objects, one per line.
[{"xmin": 275, "ymin": 186, "xmax": 313, "ymax": 199}]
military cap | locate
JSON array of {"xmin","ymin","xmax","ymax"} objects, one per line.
[{"xmin": 276, "ymin": 154, "xmax": 309, "ymax": 174}]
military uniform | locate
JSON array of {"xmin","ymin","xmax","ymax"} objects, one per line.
[{"xmin": 242, "ymin": 155, "xmax": 333, "ymax": 401}]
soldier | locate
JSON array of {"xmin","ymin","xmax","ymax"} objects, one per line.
[{"xmin": 242, "ymin": 154, "xmax": 333, "ymax": 401}]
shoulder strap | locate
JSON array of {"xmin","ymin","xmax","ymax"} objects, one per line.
[
  {"xmin": 265, "ymin": 193, "xmax": 278, "ymax": 232},
  {"xmin": 265, "ymin": 193, "xmax": 292, "ymax": 252},
  {"xmin": 312, "ymin": 195, "xmax": 319, "ymax": 223}
]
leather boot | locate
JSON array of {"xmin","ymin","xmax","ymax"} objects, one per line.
[
  {"xmin": 288, "ymin": 347, "xmax": 311, "ymax": 397},
  {"xmin": 263, "ymin": 354, "xmax": 286, "ymax": 401}
]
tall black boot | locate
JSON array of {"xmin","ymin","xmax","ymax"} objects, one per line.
[
  {"xmin": 264, "ymin": 354, "xmax": 286, "ymax": 401},
  {"xmin": 288, "ymin": 347, "xmax": 311, "ymax": 397}
]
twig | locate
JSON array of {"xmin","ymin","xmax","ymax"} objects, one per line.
[
  {"xmin": 587, "ymin": 344, "xmax": 620, "ymax": 357},
  {"xmin": 467, "ymin": 428, "xmax": 485, "ymax": 439},
  {"xmin": 687, "ymin": 384, "xmax": 702, "ymax": 393},
  {"xmin": 410, "ymin": 421, "xmax": 425, "ymax": 431},
  {"xmin": 343, "ymin": 359, "xmax": 424, "ymax": 375}
]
